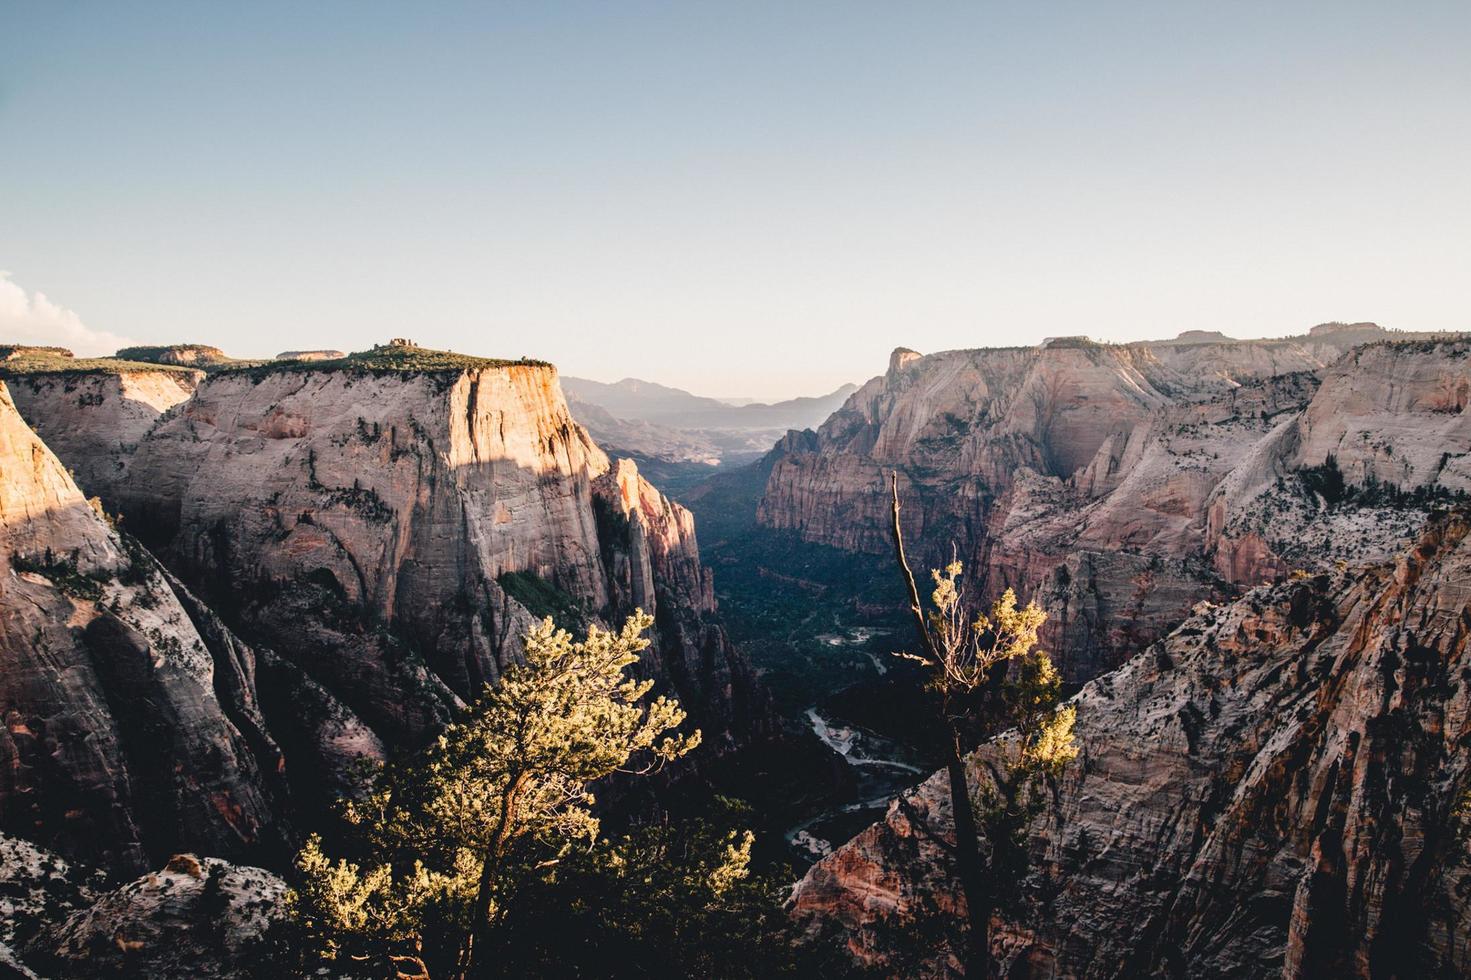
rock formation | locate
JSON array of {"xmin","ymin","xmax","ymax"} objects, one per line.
[
  {"xmin": 8, "ymin": 350, "xmax": 769, "ymax": 804},
  {"xmin": 8, "ymin": 843, "xmax": 285, "ymax": 980},
  {"xmin": 0, "ymin": 833, "xmax": 99, "ymax": 972},
  {"xmin": 275, "ymin": 349, "xmax": 345, "ymax": 361},
  {"xmin": 1, "ymin": 365, "xmax": 201, "ymax": 494},
  {"xmin": 791, "ymin": 509, "xmax": 1471, "ymax": 977},
  {"xmin": 0, "ymin": 382, "xmax": 286, "ymax": 876},
  {"xmin": 758, "ymin": 336, "xmax": 1470, "ymax": 681},
  {"xmin": 113, "ymin": 344, "xmax": 237, "ymax": 368}
]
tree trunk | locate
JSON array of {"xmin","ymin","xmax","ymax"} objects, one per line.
[
  {"xmin": 890, "ymin": 473, "xmax": 993, "ymax": 977},
  {"xmin": 947, "ymin": 744, "xmax": 993, "ymax": 978},
  {"xmin": 456, "ymin": 770, "xmax": 529, "ymax": 979}
]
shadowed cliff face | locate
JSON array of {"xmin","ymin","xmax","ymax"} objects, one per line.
[
  {"xmin": 759, "ymin": 339, "xmax": 1471, "ymax": 683},
  {"xmin": 790, "ymin": 510, "xmax": 1471, "ymax": 978},
  {"xmin": 4, "ymin": 369, "xmax": 201, "ymax": 495},
  {"xmin": 19, "ymin": 362, "xmax": 768, "ymax": 801},
  {"xmin": 0, "ymin": 383, "xmax": 286, "ymax": 876}
]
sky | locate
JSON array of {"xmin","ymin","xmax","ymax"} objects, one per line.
[{"xmin": 2, "ymin": 2, "xmax": 1468, "ymax": 400}]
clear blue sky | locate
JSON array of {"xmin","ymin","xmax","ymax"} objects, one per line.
[{"xmin": 2, "ymin": 2, "xmax": 1467, "ymax": 398}]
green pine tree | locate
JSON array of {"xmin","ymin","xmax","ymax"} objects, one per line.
[{"xmin": 285, "ymin": 610, "xmax": 701, "ymax": 978}]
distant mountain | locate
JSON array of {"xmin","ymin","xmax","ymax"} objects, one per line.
[{"xmin": 562, "ymin": 376, "xmax": 859, "ymax": 431}]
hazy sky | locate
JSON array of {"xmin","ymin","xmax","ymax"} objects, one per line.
[{"xmin": 2, "ymin": 2, "xmax": 1468, "ymax": 399}]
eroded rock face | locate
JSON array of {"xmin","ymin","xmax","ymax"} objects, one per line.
[
  {"xmin": 760, "ymin": 339, "xmax": 1470, "ymax": 682},
  {"xmin": 0, "ymin": 834, "xmax": 98, "ymax": 955},
  {"xmin": 28, "ymin": 361, "xmax": 765, "ymax": 797},
  {"xmin": 791, "ymin": 512, "xmax": 1471, "ymax": 978},
  {"xmin": 593, "ymin": 459, "xmax": 770, "ymax": 751},
  {"xmin": 0, "ymin": 383, "xmax": 286, "ymax": 876},
  {"xmin": 4, "ymin": 369, "xmax": 201, "ymax": 495},
  {"xmin": 27, "ymin": 853, "xmax": 284, "ymax": 979}
]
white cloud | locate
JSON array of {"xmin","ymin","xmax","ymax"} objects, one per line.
[{"xmin": 0, "ymin": 273, "xmax": 137, "ymax": 356}]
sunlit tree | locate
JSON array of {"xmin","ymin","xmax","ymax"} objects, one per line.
[
  {"xmin": 287, "ymin": 610, "xmax": 700, "ymax": 978},
  {"xmin": 889, "ymin": 473, "xmax": 1078, "ymax": 977}
]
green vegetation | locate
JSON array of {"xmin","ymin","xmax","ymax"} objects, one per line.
[
  {"xmin": 497, "ymin": 570, "xmax": 587, "ymax": 629},
  {"xmin": 223, "ymin": 344, "xmax": 550, "ymax": 382},
  {"xmin": 1296, "ymin": 454, "xmax": 1469, "ymax": 510},
  {"xmin": 888, "ymin": 478, "xmax": 1077, "ymax": 977},
  {"xmin": 0, "ymin": 349, "xmax": 200, "ymax": 378},
  {"xmin": 702, "ymin": 525, "xmax": 899, "ymax": 717},
  {"xmin": 485, "ymin": 798, "xmax": 805, "ymax": 978},
  {"xmin": 10, "ymin": 549, "xmax": 109, "ymax": 600},
  {"xmin": 281, "ymin": 611, "xmax": 807, "ymax": 978},
  {"xmin": 681, "ymin": 458, "xmax": 904, "ymax": 718}
]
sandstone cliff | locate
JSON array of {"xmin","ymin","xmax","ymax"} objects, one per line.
[
  {"xmin": 759, "ymin": 338, "xmax": 1469, "ymax": 681},
  {"xmin": 28, "ymin": 852, "xmax": 284, "ymax": 979},
  {"xmin": 790, "ymin": 510, "xmax": 1471, "ymax": 977},
  {"xmin": 0, "ymin": 382, "xmax": 286, "ymax": 876},
  {"xmin": 11, "ymin": 350, "xmax": 768, "ymax": 802},
  {"xmin": 1, "ymin": 364, "xmax": 201, "ymax": 494}
]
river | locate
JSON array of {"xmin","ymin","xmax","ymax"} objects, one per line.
[{"xmin": 785, "ymin": 708, "xmax": 927, "ymax": 862}]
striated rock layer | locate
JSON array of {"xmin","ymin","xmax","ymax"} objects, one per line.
[
  {"xmin": 790, "ymin": 510, "xmax": 1471, "ymax": 978},
  {"xmin": 2, "ymin": 368, "xmax": 200, "ymax": 494},
  {"xmin": 16, "ymin": 357, "xmax": 769, "ymax": 800},
  {"xmin": 0, "ymin": 382, "xmax": 287, "ymax": 876},
  {"xmin": 759, "ymin": 337, "xmax": 1470, "ymax": 681}
]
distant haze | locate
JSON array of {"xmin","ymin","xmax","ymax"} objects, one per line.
[{"xmin": 2, "ymin": 3, "xmax": 1468, "ymax": 399}]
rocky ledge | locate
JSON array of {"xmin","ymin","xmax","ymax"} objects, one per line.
[{"xmin": 791, "ymin": 509, "xmax": 1471, "ymax": 978}]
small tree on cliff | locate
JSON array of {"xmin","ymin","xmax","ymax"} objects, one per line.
[
  {"xmin": 286, "ymin": 610, "xmax": 700, "ymax": 978},
  {"xmin": 888, "ymin": 473, "xmax": 1078, "ymax": 978}
]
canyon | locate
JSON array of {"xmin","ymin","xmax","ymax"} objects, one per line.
[
  {"xmin": 2, "ymin": 325, "xmax": 1470, "ymax": 977},
  {"xmin": 757, "ymin": 325, "xmax": 1471, "ymax": 684},
  {"xmin": 0, "ymin": 343, "xmax": 789, "ymax": 973},
  {"xmin": 790, "ymin": 510, "xmax": 1471, "ymax": 976}
]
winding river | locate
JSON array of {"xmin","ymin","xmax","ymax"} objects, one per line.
[{"xmin": 785, "ymin": 709, "xmax": 926, "ymax": 862}]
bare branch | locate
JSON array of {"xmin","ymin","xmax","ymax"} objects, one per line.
[{"xmin": 891, "ymin": 471, "xmax": 940, "ymax": 667}]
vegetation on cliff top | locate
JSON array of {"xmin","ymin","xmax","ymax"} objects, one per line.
[
  {"xmin": 112, "ymin": 343, "xmax": 255, "ymax": 368},
  {"xmin": 0, "ymin": 346, "xmax": 201, "ymax": 378},
  {"xmin": 0, "ymin": 341, "xmax": 550, "ymax": 381},
  {"xmin": 224, "ymin": 342, "xmax": 551, "ymax": 381}
]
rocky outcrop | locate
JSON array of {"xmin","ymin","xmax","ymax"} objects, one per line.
[
  {"xmin": 1203, "ymin": 339, "xmax": 1471, "ymax": 583},
  {"xmin": 1, "ymin": 367, "xmax": 200, "ymax": 494},
  {"xmin": 760, "ymin": 341, "xmax": 1329, "ymax": 556},
  {"xmin": 593, "ymin": 459, "xmax": 769, "ymax": 750},
  {"xmin": 759, "ymin": 338, "xmax": 1469, "ymax": 681},
  {"xmin": 791, "ymin": 510, "xmax": 1471, "ymax": 978},
  {"xmin": 0, "ymin": 346, "xmax": 72, "ymax": 362},
  {"xmin": 16, "ymin": 353, "xmax": 767, "ymax": 800},
  {"xmin": 113, "ymin": 344, "xmax": 236, "ymax": 368},
  {"xmin": 26, "ymin": 852, "xmax": 284, "ymax": 979},
  {"xmin": 0, "ymin": 834, "xmax": 99, "ymax": 959},
  {"xmin": 275, "ymin": 349, "xmax": 345, "ymax": 361},
  {"xmin": 0, "ymin": 832, "xmax": 287, "ymax": 979},
  {"xmin": 0, "ymin": 383, "xmax": 286, "ymax": 876}
]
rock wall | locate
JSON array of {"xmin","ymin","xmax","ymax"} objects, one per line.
[
  {"xmin": 759, "ymin": 339, "xmax": 1470, "ymax": 682},
  {"xmin": 790, "ymin": 510, "xmax": 1471, "ymax": 978},
  {"xmin": 0, "ymin": 383, "xmax": 285, "ymax": 876},
  {"xmin": 13, "ymin": 359, "xmax": 768, "ymax": 799},
  {"xmin": 593, "ymin": 459, "xmax": 769, "ymax": 751},
  {"xmin": 3, "ymin": 369, "xmax": 200, "ymax": 496}
]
